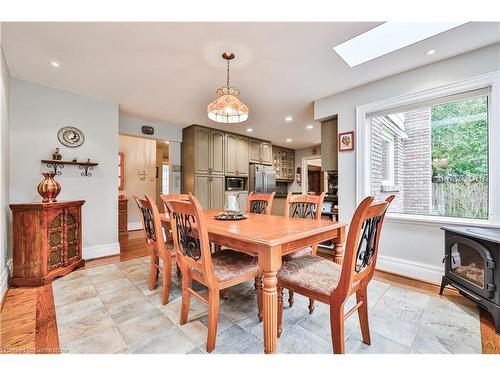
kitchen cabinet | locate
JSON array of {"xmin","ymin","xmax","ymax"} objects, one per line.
[
  {"xmin": 183, "ymin": 125, "xmax": 271, "ymax": 207},
  {"xmin": 237, "ymin": 136, "xmax": 249, "ymax": 176},
  {"xmin": 273, "ymin": 146, "xmax": 295, "ymax": 180},
  {"xmin": 193, "ymin": 126, "xmax": 224, "ymax": 175},
  {"xmin": 249, "ymin": 139, "xmax": 273, "ymax": 165},
  {"xmin": 225, "ymin": 134, "xmax": 249, "ymax": 176},
  {"xmin": 194, "ymin": 174, "xmax": 224, "ymax": 210}
]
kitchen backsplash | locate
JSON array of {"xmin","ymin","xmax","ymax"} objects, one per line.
[{"xmin": 275, "ymin": 181, "xmax": 289, "ymax": 196}]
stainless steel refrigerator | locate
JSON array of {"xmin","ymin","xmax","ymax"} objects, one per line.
[{"xmin": 249, "ymin": 164, "xmax": 276, "ymax": 193}]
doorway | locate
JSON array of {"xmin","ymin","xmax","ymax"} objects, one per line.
[{"xmin": 301, "ymin": 156, "xmax": 322, "ymax": 195}]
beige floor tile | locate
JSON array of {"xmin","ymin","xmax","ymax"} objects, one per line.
[
  {"xmin": 384, "ymin": 285, "xmax": 431, "ymax": 308},
  {"xmin": 129, "ymin": 326, "xmax": 196, "ymax": 354},
  {"xmin": 60, "ymin": 326, "xmax": 127, "ymax": 354},
  {"xmin": 56, "ymin": 295, "xmax": 105, "ymax": 325},
  {"xmin": 52, "ymin": 275, "xmax": 93, "ymax": 295},
  {"xmin": 53, "ymin": 285, "xmax": 97, "ymax": 307},
  {"xmin": 118, "ymin": 308, "xmax": 174, "ymax": 345},
  {"xmin": 177, "ymin": 320, "xmax": 209, "ymax": 347},
  {"xmin": 160, "ymin": 295, "xmax": 209, "ymax": 323},
  {"xmin": 371, "ymin": 293, "xmax": 425, "ymax": 324},
  {"xmin": 346, "ymin": 330, "xmax": 411, "ymax": 354},
  {"xmin": 87, "ymin": 264, "xmax": 124, "ymax": 284},
  {"xmin": 368, "ymin": 313, "xmax": 419, "ymax": 347},
  {"xmin": 93, "ymin": 277, "xmax": 136, "ymax": 295},
  {"xmin": 57, "ymin": 305, "xmax": 115, "ymax": 339}
]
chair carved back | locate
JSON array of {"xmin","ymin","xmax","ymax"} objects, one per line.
[
  {"xmin": 163, "ymin": 194, "xmax": 215, "ymax": 283},
  {"xmin": 246, "ymin": 192, "xmax": 275, "ymax": 215},
  {"xmin": 160, "ymin": 193, "xmax": 190, "ymax": 216},
  {"xmin": 285, "ymin": 192, "xmax": 325, "ymax": 220},
  {"xmin": 133, "ymin": 195, "xmax": 170, "ymax": 260},
  {"xmin": 332, "ymin": 195, "xmax": 394, "ymax": 301}
]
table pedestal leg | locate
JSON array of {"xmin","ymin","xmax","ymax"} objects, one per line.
[
  {"xmin": 332, "ymin": 226, "xmax": 346, "ymax": 265},
  {"xmin": 258, "ymin": 245, "xmax": 281, "ymax": 354}
]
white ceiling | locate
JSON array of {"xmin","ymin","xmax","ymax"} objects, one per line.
[{"xmin": 3, "ymin": 22, "xmax": 500, "ymax": 149}]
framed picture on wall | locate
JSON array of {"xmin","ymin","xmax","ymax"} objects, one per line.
[{"xmin": 338, "ymin": 131, "xmax": 355, "ymax": 152}]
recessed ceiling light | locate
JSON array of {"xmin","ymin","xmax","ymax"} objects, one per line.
[
  {"xmin": 333, "ymin": 22, "xmax": 467, "ymax": 67},
  {"xmin": 306, "ymin": 124, "xmax": 314, "ymax": 129},
  {"xmin": 246, "ymin": 128, "xmax": 253, "ymax": 132},
  {"xmin": 164, "ymin": 141, "xmax": 169, "ymax": 144},
  {"xmin": 285, "ymin": 116, "xmax": 293, "ymax": 122},
  {"xmin": 50, "ymin": 61, "xmax": 60, "ymax": 68},
  {"xmin": 286, "ymin": 138, "xmax": 292, "ymax": 143},
  {"xmin": 426, "ymin": 49, "xmax": 436, "ymax": 55}
]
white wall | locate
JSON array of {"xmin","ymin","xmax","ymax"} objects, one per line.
[
  {"xmin": 119, "ymin": 135, "xmax": 157, "ymax": 230},
  {"xmin": 10, "ymin": 79, "xmax": 120, "ymax": 259},
  {"xmin": 119, "ymin": 114, "xmax": 182, "ymax": 194},
  {"xmin": 0, "ymin": 25, "xmax": 11, "ymax": 302},
  {"xmin": 314, "ymin": 43, "xmax": 500, "ymax": 283},
  {"xmin": 119, "ymin": 114, "xmax": 182, "ymax": 143}
]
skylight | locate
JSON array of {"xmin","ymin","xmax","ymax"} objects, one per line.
[{"xmin": 333, "ymin": 22, "xmax": 468, "ymax": 67}]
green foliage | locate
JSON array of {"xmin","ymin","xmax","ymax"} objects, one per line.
[{"xmin": 431, "ymin": 97, "xmax": 488, "ymax": 177}]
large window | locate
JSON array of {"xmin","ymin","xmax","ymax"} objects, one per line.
[{"xmin": 363, "ymin": 85, "xmax": 494, "ymax": 222}]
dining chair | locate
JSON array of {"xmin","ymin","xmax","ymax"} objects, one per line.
[
  {"xmin": 277, "ymin": 195, "xmax": 394, "ymax": 353},
  {"xmin": 164, "ymin": 193, "xmax": 263, "ymax": 352},
  {"xmin": 133, "ymin": 195, "xmax": 175, "ymax": 305},
  {"xmin": 284, "ymin": 191, "xmax": 325, "ymax": 312},
  {"xmin": 246, "ymin": 191, "xmax": 275, "ymax": 215},
  {"xmin": 160, "ymin": 193, "xmax": 190, "ymax": 243}
]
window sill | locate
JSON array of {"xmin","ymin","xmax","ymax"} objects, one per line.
[
  {"xmin": 385, "ymin": 213, "xmax": 499, "ymax": 228},
  {"xmin": 381, "ymin": 184, "xmax": 399, "ymax": 193}
]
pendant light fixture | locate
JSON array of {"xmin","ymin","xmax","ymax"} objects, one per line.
[{"xmin": 207, "ymin": 52, "xmax": 249, "ymax": 124}]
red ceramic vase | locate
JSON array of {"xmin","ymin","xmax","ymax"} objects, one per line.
[{"xmin": 37, "ymin": 172, "xmax": 61, "ymax": 203}]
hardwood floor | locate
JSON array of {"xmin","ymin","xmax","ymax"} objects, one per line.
[
  {"xmin": 1, "ymin": 230, "xmax": 499, "ymax": 354},
  {"xmin": 0, "ymin": 285, "xmax": 59, "ymax": 354}
]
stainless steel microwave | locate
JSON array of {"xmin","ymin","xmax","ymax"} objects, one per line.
[{"xmin": 226, "ymin": 177, "xmax": 245, "ymax": 191}]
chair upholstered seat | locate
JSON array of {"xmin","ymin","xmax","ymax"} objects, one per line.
[
  {"xmin": 283, "ymin": 246, "xmax": 312, "ymax": 259},
  {"xmin": 194, "ymin": 249, "xmax": 259, "ymax": 282},
  {"xmin": 278, "ymin": 255, "xmax": 342, "ymax": 298}
]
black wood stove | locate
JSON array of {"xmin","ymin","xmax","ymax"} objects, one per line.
[{"xmin": 440, "ymin": 226, "xmax": 500, "ymax": 332}]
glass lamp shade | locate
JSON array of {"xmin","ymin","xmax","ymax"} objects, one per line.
[{"xmin": 207, "ymin": 87, "xmax": 249, "ymax": 124}]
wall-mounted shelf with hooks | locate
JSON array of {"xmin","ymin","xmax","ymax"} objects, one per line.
[{"xmin": 41, "ymin": 160, "xmax": 99, "ymax": 177}]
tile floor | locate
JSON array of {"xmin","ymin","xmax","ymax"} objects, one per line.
[{"xmin": 53, "ymin": 257, "xmax": 482, "ymax": 354}]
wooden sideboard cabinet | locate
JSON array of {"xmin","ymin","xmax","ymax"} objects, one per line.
[
  {"xmin": 118, "ymin": 196, "xmax": 128, "ymax": 235},
  {"xmin": 9, "ymin": 200, "xmax": 85, "ymax": 287}
]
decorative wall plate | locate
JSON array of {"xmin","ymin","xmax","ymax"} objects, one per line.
[{"xmin": 58, "ymin": 126, "xmax": 85, "ymax": 148}]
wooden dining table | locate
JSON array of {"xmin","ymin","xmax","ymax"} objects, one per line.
[{"xmin": 161, "ymin": 210, "xmax": 346, "ymax": 354}]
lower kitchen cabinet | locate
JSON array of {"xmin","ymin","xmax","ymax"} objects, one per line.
[{"xmin": 194, "ymin": 174, "xmax": 224, "ymax": 210}]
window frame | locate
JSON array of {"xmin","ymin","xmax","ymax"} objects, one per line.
[
  {"xmin": 380, "ymin": 130, "xmax": 395, "ymax": 187},
  {"xmin": 356, "ymin": 71, "xmax": 500, "ymax": 226}
]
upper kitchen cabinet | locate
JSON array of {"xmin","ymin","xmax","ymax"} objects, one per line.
[
  {"xmin": 273, "ymin": 146, "xmax": 295, "ymax": 180},
  {"xmin": 183, "ymin": 125, "xmax": 225, "ymax": 176},
  {"xmin": 225, "ymin": 134, "xmax": 249, "ymax": 176},
  {"xmin": 249, "ymin": 139, "xmax": 273, "ymax": 165},
  {"xmin": 321, "ymin": 117, "xmax": 338, "ymax": 171}
]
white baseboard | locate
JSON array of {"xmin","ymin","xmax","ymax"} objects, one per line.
[
  {"xmin": 127, "ymin": 222, "xmax": 142, "ymax": 231},
  {"xmin": 376, "ymin": 255, "xmax": 444, "ymax": 285},
  {"xmin": 83, "ymin": 242, "xmax": 120, "ymax": 260},
  {"xmin": 0, "ymin": 263, "xmax": 9, "ymax": 306}
]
